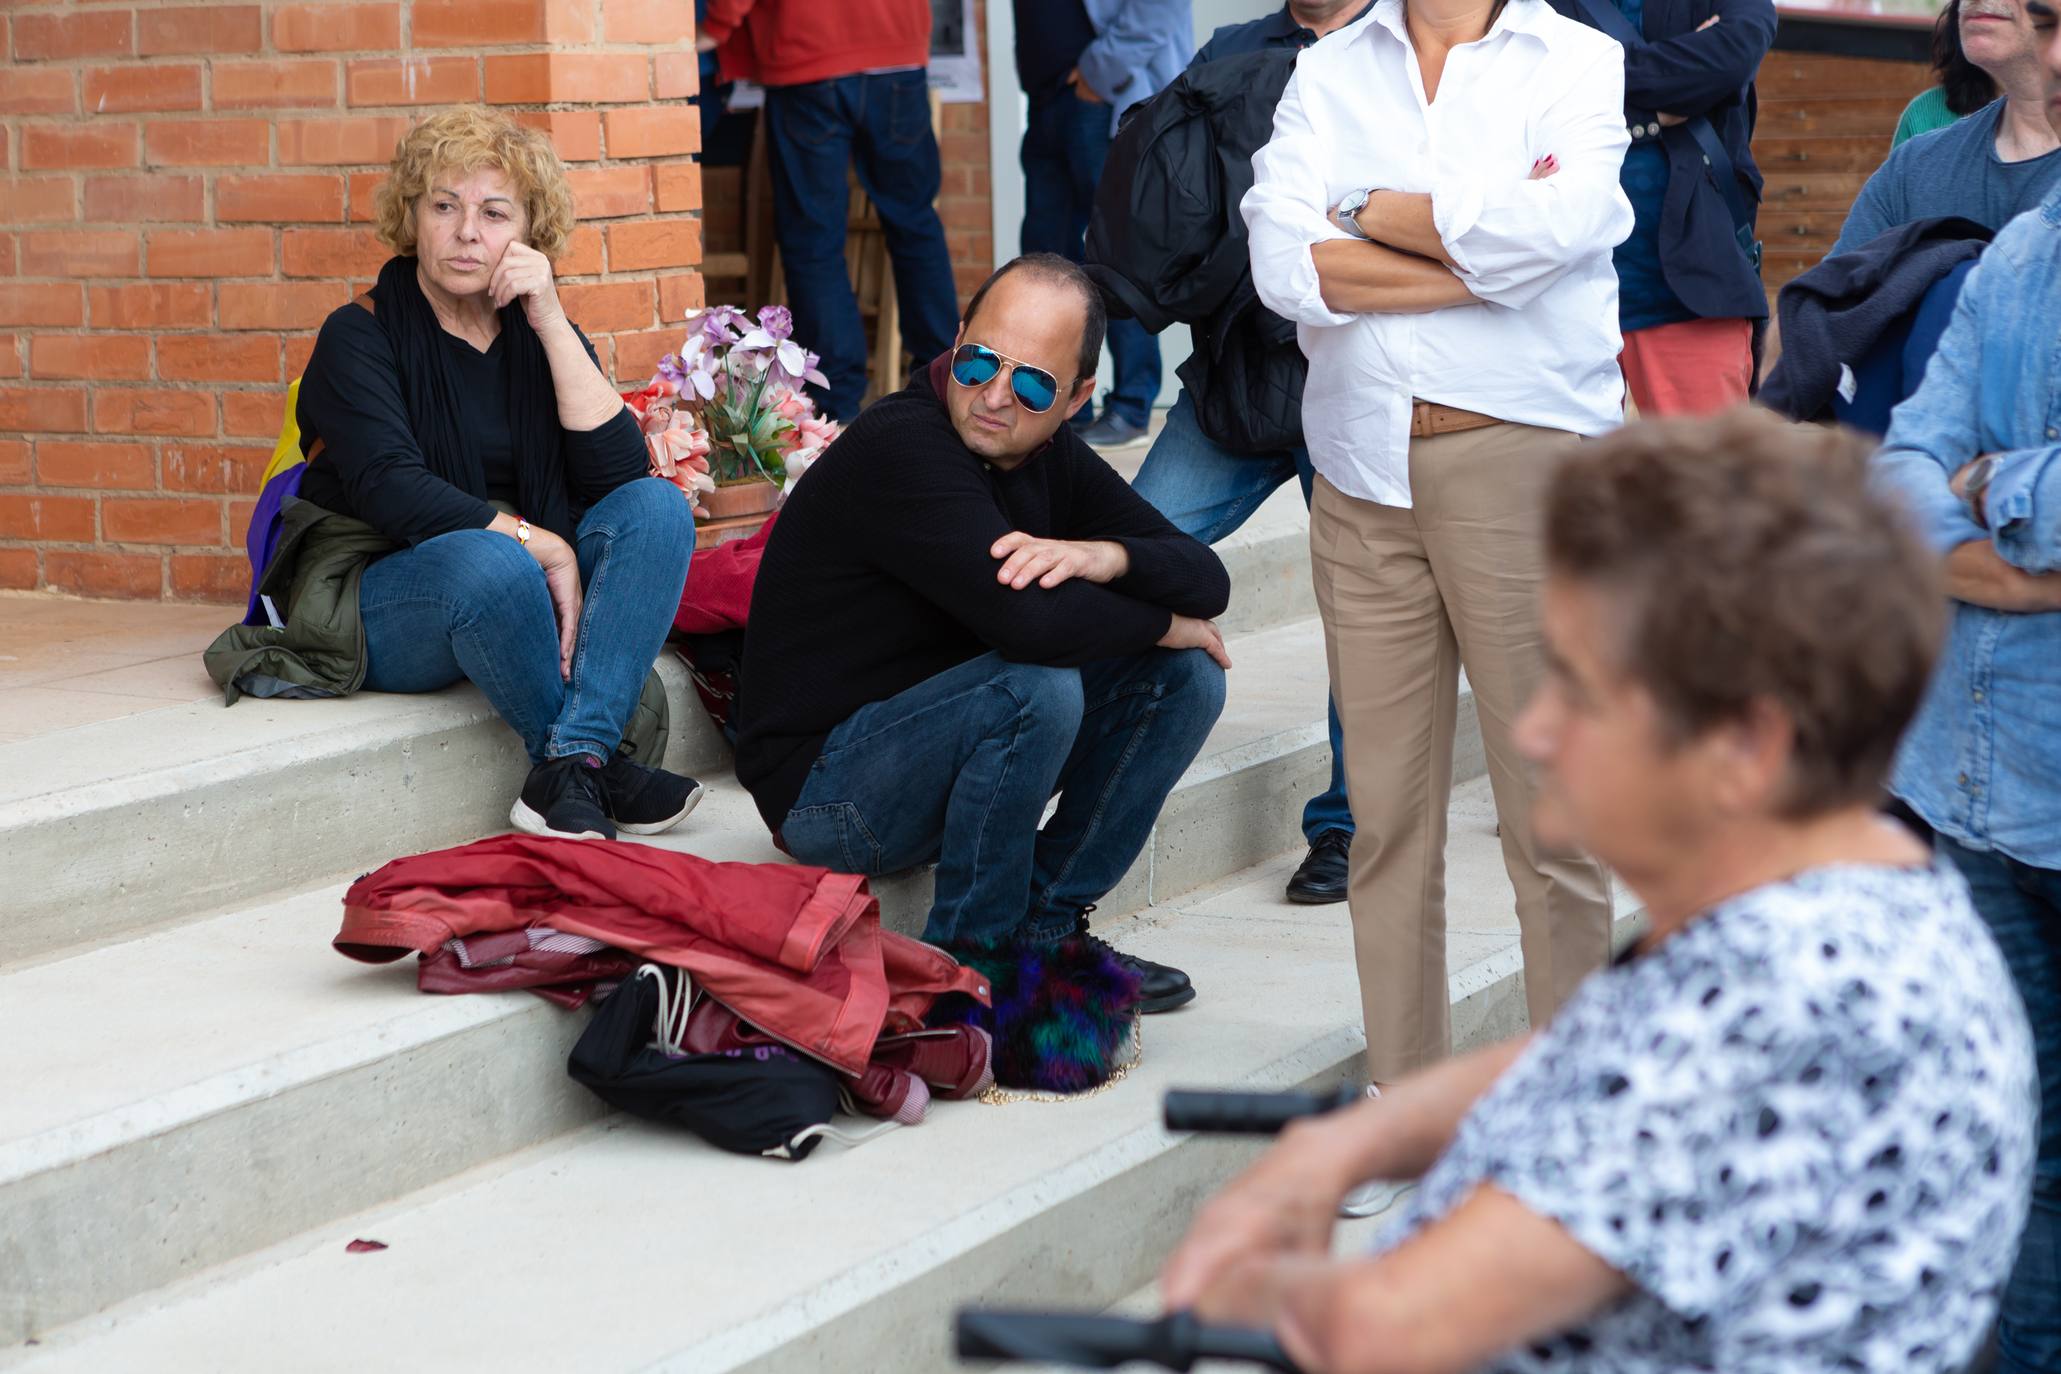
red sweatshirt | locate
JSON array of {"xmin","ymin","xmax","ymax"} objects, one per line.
[{"xmin": 703, "ymin": 0, "xmax": 931, "ymax": 88}]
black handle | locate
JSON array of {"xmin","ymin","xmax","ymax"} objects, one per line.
[
  {"xmin": 955, "ymin": 1310, "xmax": 1300, "ymax": 1372},
  {"xmin": 1162, "ymin": 1084, "xmax": 1363, "ymax": 1135}
]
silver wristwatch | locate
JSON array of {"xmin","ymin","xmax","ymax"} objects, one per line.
[
  {"xmin": 1963, "ymin": 453, "xmax": 1999, "ymax": 530},
  {"xmin": 1333, "ymin": 188, "xmax": 1376, "ymax": 240}
]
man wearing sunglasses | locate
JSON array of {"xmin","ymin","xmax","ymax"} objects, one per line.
[{"xmin": 735, "ymin": 254, "xmax": 1232, "ymax": 1011}]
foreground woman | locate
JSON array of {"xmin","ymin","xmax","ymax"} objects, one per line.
[
  {"xmin": 293, "ymin": 106, "xmax": 700, "ymax": 842},
  {"xmin": 1162, "ymin": 410, "xmax": 2037, "ymax": 1374}
]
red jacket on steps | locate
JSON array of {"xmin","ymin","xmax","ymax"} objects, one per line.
[{"xmin": 334, "ymin": 834, "xmax": 987, "ymax": 1076}]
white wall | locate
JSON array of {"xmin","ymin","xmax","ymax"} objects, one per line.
[{"xmin": 984, "ymin": 0, "xmax": 1280, "ymax": 409}]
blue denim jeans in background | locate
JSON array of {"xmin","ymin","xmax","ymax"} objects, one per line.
[
  {"xmin": 1938, "ymin": 837, "xmax": 2061, "ymax": 1374},
  {"xmin": 1131, "ymin": 391, "xmax": 1353, "ymax": 843},
  {"xmin": 1019, "ymin": 87, "xmax": 1160, "ymax": 429},
  {"xmin": 780, "ymin": 647, "xmax": 1226, "ymax": 947},
  {"xmin": 764, "ymin": 70, "xmax": 962, "ymax": 423},
  {"xmin": 360, "ymin": 478, "xmax": 693, "ymax": 765}
]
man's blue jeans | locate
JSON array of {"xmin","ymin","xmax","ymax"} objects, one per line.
[
  {"xmin": 764, "ymin": 70, "xmax": 962, "ymax": 423},
  {"xmin": 359, "ymin": 478, "xmax": 693, "ymax": 766},
  {"xmin": 1939, "ymin": 836, "xmax": 2061, "ymax": 1374},
  {"xmin": 1132, "ymin": 391, "xmax": 1353, "ymax": 843},
  {"xmin": 779, "ymin": 648, "xmax": 1226, "ymax": 947},
  {"xmin": 1019, "ymin": 87, "xmax": 1160, "ymax": 429}
]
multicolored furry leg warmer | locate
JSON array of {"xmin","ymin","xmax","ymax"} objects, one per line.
[{"xmin": 927, "ymin": 934, "xmax": 1142, "ymax": 1094}]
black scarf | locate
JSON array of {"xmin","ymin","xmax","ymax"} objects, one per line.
[{"xmin": 372, "ymin": 255, "xmax": 573, "ymax": 538}]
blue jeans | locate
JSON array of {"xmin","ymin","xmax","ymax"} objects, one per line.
[
  {"xmin": 1939, "ymin": 837, "xmax": 2061, "ymax": 1374},
  {"xmin": 1131, "ymin": 391, "xmax": 1354, "ymax": 843},
  {"xmin": 764, "ymin": 70, "xmax": 961, "ymax": 423},
  {"xmin": 1019, "ymin": 88, "xmax": 1160, "ymax": 428},
  {"xmin": 780, "ymin": 648, "xmax": 1226, "ymax": 947},
  {"xmin": 359, "ymin": 478, "xmax": 693, "ymax": 766}
]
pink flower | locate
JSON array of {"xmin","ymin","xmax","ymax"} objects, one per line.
[
  {"xmin": 648, "ymin": 423, "xmax": 711, "ymax": 474},
  {"xmin": 795, "ymin": 413, "xmax": 840, "ymax": 454},
  {"xmin": 646, "ymin": 422, "xmax": 714, "ymax": 517},
  {"xmin": 619, "ymin": 378, "xmax": 679, "ymax": 424},
  {"xmin": 770, "ymin": 388, "xmax": 811, "ymax": 424}
]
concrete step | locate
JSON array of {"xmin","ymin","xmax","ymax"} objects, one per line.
[
  {"xmin": 0, "ymin": 487, "xmax": 1315, "ymax": 962},
  {"xmin": 6, "ymin": 778, "xmax": 1637, "ymax": 1370},
  {"xmin": 0, "ymin": 617, "xmax": 1488, "ymax": 1341}
]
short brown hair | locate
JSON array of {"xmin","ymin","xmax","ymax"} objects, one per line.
[
  {"xmin": 374, "ymin": 105, "xmax": 577, "ymax": 261},
  {"xmin": 1545, "ymin": 409, "xmax": 1945, "ymax": 817}
]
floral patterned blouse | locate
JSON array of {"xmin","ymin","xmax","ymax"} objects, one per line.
[{"xmin": 1376, "ymin": 862, "xmax": 2037, "ymax": 1373}]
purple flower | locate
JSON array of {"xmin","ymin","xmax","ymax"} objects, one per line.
[
  {"xmin": 655, "ymin": 353, "xmax": 685, "ymax": 384},
  {"xmin": 756, "ymin": 304, "xmax": 794, "ymax": 341},
  {"xmin": 698, "ymin": 305, "xmax": 750, "ymax": 349}
]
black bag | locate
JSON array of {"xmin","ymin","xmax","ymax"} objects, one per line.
[
  {"xmin": 1085, "ymin": 46, "xmax": 1309, "ymax": 454},
  {"xmin": 567, "ymin": 966, "xmax": 843, "ymax": 1161},
  {"xmin": 1083, "ymin": 47, "xmax": 1298, "ymax": 334},
  {"xmin": 1179, "ymin": 288, "xmax": 1306, "ymax": 456}
]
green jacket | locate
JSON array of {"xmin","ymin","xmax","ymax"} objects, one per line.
[
  {"xmin": 204, "ymin": 497, "xmax": 394, "ymax": 705},
  {"xmin": 204, "ymin": 497, "xmax": 671, "ymax": 763}
]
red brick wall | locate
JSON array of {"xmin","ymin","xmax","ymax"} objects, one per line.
[
  {"xmin": 0, "ymin": 0, "xmax": 705, "ymax": 601},
  {"xmin": 938, "ymin": 0, "xmax": 994, "ymax": 304}
]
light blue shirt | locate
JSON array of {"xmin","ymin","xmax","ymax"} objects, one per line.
[
  {"xmin": 1079, "ymin": 0, "xmax": 1192, "ymax": 130},
  {"xmin": 1871, "ymin": 190, "xmax": 2061, "ymax": 870}
]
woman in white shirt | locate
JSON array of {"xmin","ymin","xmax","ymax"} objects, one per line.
[
  {"xmin": 1242, "ymin": 0, "xmax": 1633, "ymax": 1086},
  {"xmin": 1161, "ymin": 412, "xmax": 2036, "ymax": 1374}
]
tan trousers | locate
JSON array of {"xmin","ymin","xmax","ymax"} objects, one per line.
[{"xmin": 1310, "ymin": 422, "xmax": 1613, "ymax": 1082}]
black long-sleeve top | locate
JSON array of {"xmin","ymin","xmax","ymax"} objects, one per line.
[
  {"xmin": 295, "ymin": 301, "xmax": 648, "ymax": 546},
  {"xmin": 734, "ymin": 356, "xmax": 1231, "ymax": 830}
]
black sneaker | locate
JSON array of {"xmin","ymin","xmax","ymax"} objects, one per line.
[
  {"xmin": 1073, "ymin": 909, "xmax": 1197, "ymax": 1015},
  {"xmin": 1286, "ymin": 829, "xmax": 1351, "ymax": 904},
  {"xmin": 510, "ymin": 755, "xmax": 614, "ymax": 841},
  {"xmin": 599, "ymin": 754, "xmax": 706, "ymax": 836}
]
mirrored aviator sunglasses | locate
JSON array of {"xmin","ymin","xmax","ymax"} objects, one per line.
[{"xmin": 950, "ymin": 343, "xmax": 1061, "ymax": 414}]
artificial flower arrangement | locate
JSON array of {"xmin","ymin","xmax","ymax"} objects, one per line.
[{"xmin": 620, "ymin": 305, "xmax": 842, "ymax": 518}]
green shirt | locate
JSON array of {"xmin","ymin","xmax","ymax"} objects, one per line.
[{"xmin": 1892, "ymin": 86, "xmax": 1962, "ymax": 147}]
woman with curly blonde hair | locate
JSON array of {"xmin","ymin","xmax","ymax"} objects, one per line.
[{"xmin": 294, "ymin": 104, "xmax": 704, "ymax": 841}]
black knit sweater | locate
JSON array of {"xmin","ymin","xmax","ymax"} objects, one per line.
[
  {"xmin": 735, "ymin": 359, "xmax": 1231, "ymax": 830},
  {"xmin": 296, "ymin": 274, "xmax": 647, "ymax": 546}
]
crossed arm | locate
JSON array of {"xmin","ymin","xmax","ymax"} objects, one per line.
[
  {"xmin": 1244, "ymin": 53, "xmax": 1632, "ymax": 324},
  {"xmin": 1309, "ymin": 155, "xmax": 1573, "ymax": 313},
  {"xmin": 1873, "ymin": 258, "xmax": 2061, "ymax": 611},
  {"xmin": 1309, "ymin": 238, "xmax": 1482, "ymax": 315}
]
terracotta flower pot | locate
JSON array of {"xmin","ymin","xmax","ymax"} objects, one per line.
[{"xmin": 700, "ymin": 479, "xmax": 781, "ymax": 520}]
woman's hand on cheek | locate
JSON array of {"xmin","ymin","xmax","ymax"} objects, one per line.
[{"xmin": 489, "ymin": 241, "xmax": 567, "ymax": 333}]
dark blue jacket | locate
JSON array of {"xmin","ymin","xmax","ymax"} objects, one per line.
[
  {"xmin": 1551, "ymin": 0, "xmax": 1776, "ymax": 321},
  {"xmin": 1193, "ymin": 2, "xmax": 1374, "ymax": 64}
]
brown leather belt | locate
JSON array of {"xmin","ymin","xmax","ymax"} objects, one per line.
[{"xmin": 1410, "ymin": 399, "xmax": 1502, "ymax": 439}]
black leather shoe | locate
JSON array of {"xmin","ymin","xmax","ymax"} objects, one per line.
[
  {"xmin": 1073, "ymin": 910, "xmax": 1197, "ymax": 1014},
  {"xmin": 1117, "ymin": 949, "xmax": 1197, "ymax": 1014},
  {"xmin": 1285, "ymin": 829, "xmax": 1351, "ymax": 904}
]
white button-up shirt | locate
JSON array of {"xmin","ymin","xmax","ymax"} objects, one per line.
[{"xmin": 1242, "ymin": 0, "xmax": 1634, "ymax": 508}]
